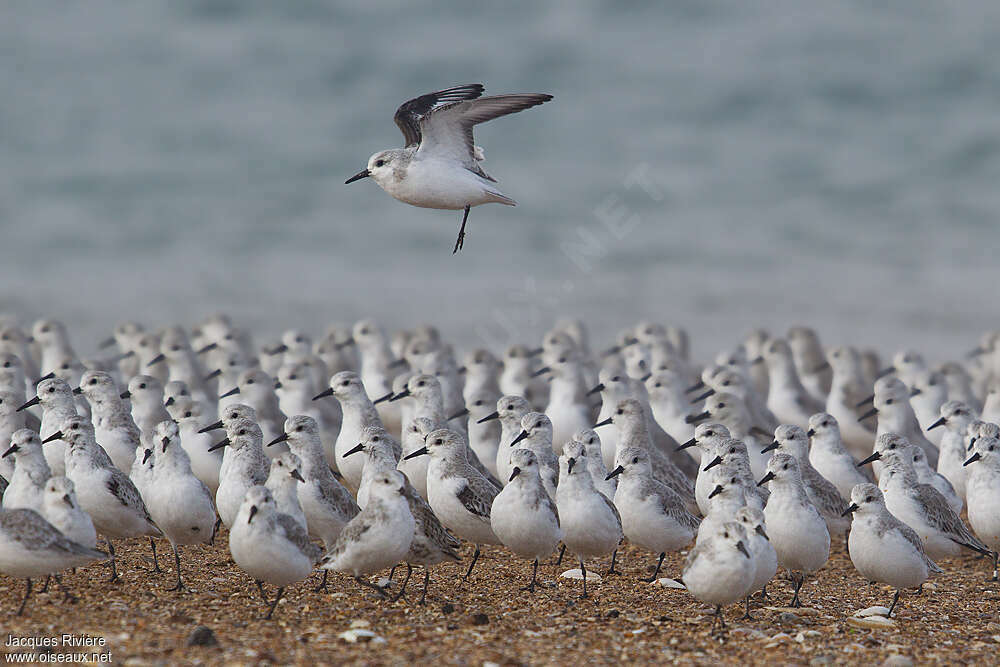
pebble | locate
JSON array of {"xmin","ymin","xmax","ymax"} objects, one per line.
[
  {"xmin": 778, "ymin": 612, "xmax": 800, "ymax": 625},
  {"xmin": 337, "ymin": 629, "xmax": 386, "ymax": 644},
  {"xmin": 349, "ymin": 620, "xmax": 371, "ymax": 629},
  {"xmin": 186, "ymin": 626, "xmax": 218, "ymax": 647},
  {"xmin": 560, "ymin": 569, "xmax": 602, "ymax": 582},
  {"xmin": 809, "ymin": 656, "xmax": 834, "ymax": 665},
  {"xmin": 470, "ymin": 613, "xmax": 489, "ymax": 626},
  {"xmin": 854, "ymin": 606, "xmax": 891, "ymax": 618},
  {"xmin": 882, "ymin": 656, "xmax": 914, "ymax": 667},
  {"xmin": 656, "ymin": 578, "xmax": 685, "ymax": 589},
  {"xmin": 766, "ymin": 606, "xmax": 820, "ymax": 616},
  {"xmin": 847, "ymin": 615, "xmax": 895, "ymax": 629}
]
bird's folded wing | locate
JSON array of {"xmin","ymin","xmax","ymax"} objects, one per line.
[{"xmin": 456, "ymin": 479, "xmax": 495, "ymax": 518}]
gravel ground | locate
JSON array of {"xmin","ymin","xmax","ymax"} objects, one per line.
[{"xmin": 1, "ymin": 535, "xmax": 999, "ymax": 665}]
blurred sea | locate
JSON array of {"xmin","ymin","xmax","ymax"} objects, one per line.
[{"xmin": 2, "ymin": 1, "xmax": 999, "ymax": 359}]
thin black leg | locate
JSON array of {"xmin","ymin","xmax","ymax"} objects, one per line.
[
  {"xmin": 313, "ymin": 569, "xmax": 329, "ymax": 593},
  {"xmin": 886, "ymin": 589, "xmax": 901, "ymax": 617},
  {"xmin": 606, "ymin": 549, "xmax": 619, "ymax": 575},
  {"xmin": 389, "ymin": 563, "xmax": 412, "ymax": 602},
  {"xmin": 740, "ymin": 595, "xmax": 754, "ymax": 620},
  {"xmin": 580, "ymin": 560, "xmax": 588, "ymax": 599},
  {"xmin": 16, "ymin": 579, "xmax": 32, "ymax": 616},
  {"xmin": 355, "ymin": 575, "xmax": 388, "ymax": 598},
  {"xmin": 711, "ymin": 604, "xmax": 726, "ymax": 635},
  {"xmin": 265, "ymin": 587, "xmax": 284, "ymax": 619},
  {"xmin": 453, "ymin": 205, "xmax": 471, "ymax": 254},
  {"xmin": 419, "ymin": 568, "xmax": 430, "ymax": 605},
  {"xmin": 256, "ymin": 579, "xmax": 269, "ymax": 604},
  {"xmin": 521, "ymin": 558, "xmax": 539, "ymax": 592},
  {"xmin": 387, "ymin": 565, "xmax": 398, "ymax": 584},
  {"xmin": 107, "ymin": 539, "xmax": 120, "ymax": 582},
  {"xmin": 555, "ymin": 543, "xmax": 566, "ymax": 566},
  {"xmin": 39, "ymin": 575, "xmax": 51, "ymax": 593},
  {"xmin": 993, "ymin": 552, "xmax": 998, "ymax": 582},
  {"xmin": 643, "ymin": 553, "xmax": 665, "ymax": 582},
  {"xmin": 52, "ymin": 575, "xmax": 76, "ymax": 603},
  {"xmin": 790, "ymin": 572, "xmax": 804, "ymax": 608},
  {"xmin": 167, "ymin": 544, "xmax": 185, "ymax": 591},
  {"xmin": 463, "ymin": 544, "xmax": 481, "ymax": 580},
  {"xmin": 757, "ymin": 583, "xmax": 770, "ymax": 601},
  {"xmin": 149, "ymin": 537, "xmax": 162, "ymax": 573}
]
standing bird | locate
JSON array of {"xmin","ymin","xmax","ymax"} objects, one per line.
[
  {"xmin": 344, "ymin": 84, "xmax": 553, "ymax": 253},
  {"xmin": 961, "ymin": 436, "xmax": 1000, "ymax": 580},
  {"xmin": 681, "ymin": 521, "xmax": 754, "ymax": 635}
]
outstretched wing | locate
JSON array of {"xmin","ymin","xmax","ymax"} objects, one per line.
[
  {"xmin": 394, "ymin": 84, "xmax": 485, "ymax": 148},
  {"xmin": 416, "ymin": 93, "xmax": 553, "ymax": 175}
]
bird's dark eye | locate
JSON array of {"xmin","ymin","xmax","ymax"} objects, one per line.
[
  {"xmin": 89, "ymin": 379, "xmax": 97, "ymax": 385},
  {"xmin": 886, "ymin": 398, "xmax": 894, "ymax": 405},
  {"xmin": 172, "ymin": 346, "xmax": 180, "ymax": 351},
  {"xmin": 238, "ymin": 429, "xmax": 246, "ymax": 436},
  {"xmin": 631, "ymin": 456, "xmax": 638, "ymax": 464},
  {"xmin": 41, "ymin": 326, "xmax": 49, "ymax": 333},
  {"xmin": 534, "ymin": 422, "xmax": 542, "ymax": 429},
  {"xmin": 654, "ymin": 382, "xmax": 661, "ymax": 387},
  {"xmin": 611, "ymin": 376, "xmax": 620, "ymax": 382},
  {"xmin": 731, "ymin": 477, "xmax": 737, "ymax": 484},
  {"xmin": 616, "ymin": 409, "xmax": 623, "ymax": 415},
  {"xmin": 360, "ymin": 328, "xmax": 369, "ymax": 335},
  {"xmin": 247, "ymin": 379, "xmax": 255, "ymax": 384},
  {"xmin": 375, "ymin": 159, "xmax": 385, "ymax": 167},
  {"xmin": 139, "ymin": 383, "xmax": 146, "ymax": 389},
  {"xmin": 723, "ymin": 532, "xmax": 729, "ymax": 538},
  {"xmin": 61, "ymin": 363, "xmax": 69, "ymax": 369},
  {"xmin": 341, "ymin": 380, "xmax": 349, "ymax": 386},
  {"xmin": 296, "ymin": 426, "xmax": 303, "ymax": 432},
  {"xmin": 558, "ymin": 357, "xmax": 566, "ymax": 363},
  {"xmin": 48, "ymin": 387, "xmax": 54, "ymax": 393},
  {"xmin": 417, "ymin": 381, "xmax": 425, "ymax": 387},
  {"xmin": 718, "ymin": 403, "xmax": 726, "ymax": 408},
  {"xmin": 373, "ymin": 436, "xmax": 380, "ymax": 442},
  {"xmin": 434, "ymin": 438, "xmax": 442, "ymax": 445},
  {"xmin": 184, "ymin": 411, "xmax": 192, "ymax": 417},
  {"xmin": 289, "ymin": 375, "xmax": 297, "ymax": 380},
  {"xmin": 866, "ymin": 496, "xmax": 873, "ymax": 502},
  {"xmin": 723, "ymin": 381, "xmax": 730, "ymax": 386},
  {"xmin": 474, "ymin": 401, "xmax": 482, "ymax": 406},
  {"xmin": 277, "ymin": 461, "xmax": 283, "ymax": 466}
]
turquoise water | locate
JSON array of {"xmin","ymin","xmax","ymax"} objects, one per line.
[{"xmin": 2, "ymin": 1, "xmax": 998, "ymax": 357}]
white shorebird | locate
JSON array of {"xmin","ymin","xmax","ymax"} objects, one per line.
[
  {"xmin": 229, "ymin": 485, "xmax": 323, "ymax": 619},
  {"xmin": 572, "ymin": 429, "xmax": 617, "ymax": 499},
  {"xmin": 556, "ymin": 444, "xmax": 623, "ymax": 598},
  {"xmin": 681, "ymin": 520, "xmax": 754, "ymax": 635},
  {"xmin": 211, "ymin": 417, "xmax": 269, "ymax": 528},
  {"xmin": 123, "ymin": 375, "xmax": 170, "ymax": 446},
  {"xmin": 734, "ymin": 506, "xmax": 777, "ymax": 618},
  {"xmin": 2, "ymin": 430, "xmax": 51, "ymax": 512},
  {"xmin": 700, "ymin": 437, "xmax": 769, "ymax": 513},
  {"xmin": 76, "ymin": 370, "xmax": 141, "ymax": 472},
  {"xmin": 265, "ymin": 451, "xmax": 308, "ymax": 530},
  {"xmin": 20, "ymin": 377, "xmax": 77, "ymax": 476},
  {"xmin": 676, "ymin": 423, "xmax": 731, "ymax": 515},
  {"xmin": 859, "ymin": 433, "xmax": 961, "ymax": 513},
  {"xmin": 344, "ymin": 425, "xmax": 401, "ymax": 510},
  {"xmin": 499, "ymin": 344, "xmax": 547, "ymax": 409},
  {"xmin": 314, "ymin": 371, "xmax": 386, "ymax": 492},
  {"xmin": 860, "ymin": 376, "xmax": 939, "ymax": 472},
  {"xmin": 606, "ymin": 444, "xmax": 699, "ymax": 581},
  {"xmin": 807, "ymin": 413, "xmax": 872, "ymax": 502},
  {"xmin": 929, "ymin": 400, "xmax": 975, "ymax": 501},
  {"xmin": 479, "ymin": 395, "xmax": 532, "ymax": 483},
  {"xmin": 397, "ymin": 416, "xmax": 435, "ymax": 499},
  {"xmin": 405, "ymin": 428, "xmax": 501, "ymax": 580},
  {"xmin": 491, "ymin": 448, "xmax": 562, "ymax": 592},
  {"xmin": 962, "ymin": 436, "xmax": 1000, "ymax": 580},
  {"xmin": 787, "ymin": 326, "xmax": 832, "ymax": 405},
  {"xmin": 0, "ymin": 507, "xmax": 107, "ymax": 615},
  {"xmin": 0, "ymin": 390, "xmax": 29, "ymax": 480},
  {"xmin": 344, "ymin": 84, "xmax": 553, "ymax": 253},
  {"xmin": 758, "ymin": 453, "xmax": 830, "ymax": 607},
  {"xmin": 41, "ymin": 476, "xmax": 96, "ymax": 549},
  {"xmin": 172, "ymin": 398, "xmax": 223, "ymax": 495},
  {"xmin": 509, "ymin": 412, "xmax": 560, "ymax": 499},
  {"xmin": 824, "ymin": 345, "xmax": 876, "ymax": 460},
  {"xmin": 393, "ymin": 473, "xmax": 462, "ymax": 604},
  {"xmin": 843, "ymin": 483, "xmax": 941, "ymax": 616}
]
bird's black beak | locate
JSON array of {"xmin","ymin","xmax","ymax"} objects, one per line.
[
  {"xmin": 605, "ymin": 465, "xmax": 624, "ymax": 481},
  {"xmin": 909, "ymin": 387, "xmax": 922, "ymax": 397},
  {"xmin": 509, "ymin": 467, "xmax": 521, "ymax": 482},
  {"xmin": 857, "ymin": 451, "xmax": 881, "ymax": 466},
  {"xmin": 601, "ymin": 345, "xmax": 621, "ymax": 357},
  {"xmin": 755, "ymin": 524, "xmax": 769, "ymax": 541},
  {"xmin": 335, "ymin": 337, "xmax": 355, "ymax": 349},
  {"xmin": 511, "ymin": 430, "xmax": 529, "ymax": 446},
  {"xmin": 388, "ymin": 358, "xmax": 407, "ymax": 369},
  {"xmin": 760, "ymin": 441, "xmax": 780, "ymax": 454},
  {"xmin": 313, "ymin": 387, "xmax": 335, "ymax": 401},
  {"xmin": 147, "ymin": 353, "xmax": 166, "ymax": 367},
  {"xmin": 750, "ymin": 356, "xmax": 764, "ymax": 365},
  {"xmin": 964, "ymin": 452, "xmax": 982, "ymax": 466},
  {"xmin": 858, "ymin": 407, "xmax": 878, "ymax": 422},
  {"xmin": 248, "ymin": 505, "xmax": 258, "ymax": 524},
  {"xmin": 478, "ymin": 411, "xmax": 499, "ymax": 424},
  {"xmin": 856, "ymin": 394, "xmax": 875, "ymax": 408},
  {"xmin": 528, "ymin": 347, "xmax": 544, "ymax": 357},
  {"xmin": 806, "ymin": 428, "xmax": 815, "ymax": 437},
  {"xmin": 204, "ymin": 369, "xmax": 222, "ymax": 381},
  {"xmin": 447, "ymin": 408, "xmax": 469, "ymax": 421},
  {"xmin": 219, "ymin": 387, "xmax": 240, "ymax": 399},
  {"xmin": 345, "ymin": 168, "xmax": 371, "ymax": 184},
  {"xmin": 164, "ymin": 396, "xmax": 175, "ymax": 407},
  {"xmin": 703, "ymin": 455, "xmax": 723, "ymax": 471},
  {"xmin": 812, "ymin": 360, "xmax": 831, "ymax": 373},
  {"xmin": 199, "ymin": 420, "xmax": 224, "ymax": 434},
  {"xmin": 119, "ymin": 390, "xmax": 131, "ymax": 399},
  {"xmin": 343, "ymin": 443, "xmax": 365, "ymax": 457},
  {"xmin": 161, "ymin": 436, "xmax": 170, "ymax": 450},
  {"xmin": 267, "ymin": 433, "xmax": 290, "ymax": 447},
  {"xmin": 593, "ymin": 417, "xmax": 612, "ymax": 428},
  {"xmin": 98, "ymin": 336, "xmax": 116, "ymax": 349},
  {"xmin": 531, "ymin": 366, "xmax": 551, "ymax": 378},
  {"xmin": 403, "ymin": 447, "xmax": 428, "ymax": 460},
  {"xmin": 456, "ymin": 366, "xmax": 467, "ymax": 375},
  {"xmin": 841, "ymin": 502, "xmax": 859, "ymax": 516},
  {"xmin": 42, "ymin": 431, "xmax": 63, "ymax": 444},
  {"xmin": 208, "ymin": 437, "xmax": 230, "ymax": 452},
  {"xmin": 389, "ymin": 388, "xmax": 410, "ymax": 402},
  {"xmin": 690, "ymin": 389, "xmax": 715, "ymax": 403},
  {"xmin": 197, "ymin": 342, "xmax": 218, "ymax": 355},
  {"xmin": 372, "ymin": 391, "xmax": 394, "ymax": 405},
  {"xmin": 736, "ymin": 540, "xmax": 750, "ymax": 559},
  {"xmin": 16, "ymin": 396, "xmax": 40, "ymax": 412},
  {"xmin": 142, "ymin": 448, "xmax": 152, "ymax": 464},
  {"xmin": 63, "ymin": 493, "xmax": 73, "ymax": 507},
  {"xmin": 1, "ymin": 445, "xmax": 17, "ymax": 458},
  {"xmin": 36, "ymin": 372, "xmax": 55, "ymax": 384},
  {"xmin": 874, "ymin": 367, "xmax": 894, "ymax": 380},
  {"xmin": 566, "ymin": 457, "xmax": 576, "ymax": 474},
  {"xmin": 291, "ymin": 469, "xmax": 305, "ymax": 483},
  {"xmin": 587, "ymin": 383, "xmax": 604, "ymax": 396},
  {"xmin": 927, "ymin": 417, "xmax": 946, "ymax": 431},
  {"xmin": 708, "ymin": 484, "xmax": 724, "ymax": 499},
  {"xmin": 676, "ymin": 438, "xmax": 697, "ymax": 451},
  {"xmin": 686, "ymin": 411, "xmax": 710, "ymax": 425},
  {"xmin": 685, "ymin": 381, "xmax": 705, "ymax": 394},
  {"xmin": 757, "ymin": 471, "xmax": 775, "ymax": 486},
  {"xmin": 72, "ymin": 386, "xmax": 83, "ymax": 395}
]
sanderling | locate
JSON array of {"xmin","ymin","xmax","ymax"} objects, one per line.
[
  {"xmin": 676, "ymin": 422, "xmax": 731, "ymax": 515},
  {"xmin": 645, "ymin": 370, "xmax": 698, "ymax": 450},
  {"xmin": 843, "ymin": 483, "xmax": 941, "ymax": 616},
  {"xmin": 758, "ymin": 453, "xmax": 830, "ymax": 607},
  {"xmin": 320, "ymin": 470, "xmax": 415, "ymax": 598},
  {"xmin": 211, "ymin": 417, "xmax": 269, "ymax": 528},
  {"xmin": 395, "ymin": 472, "xmax": 461, "ymax": 604},
  {"xmin": 75, "ymin": 370, "xmax": 141, "ymax": 472},
  {"xmin": 606, "ymin": 443, "xmax": 699, "ymax": 581},
  {"xmin": 807, "ymin": 413, "xmax": 872, "ymax": 501},
  {"xmin": 226, "ymin": 367, "xmax": 288, "ymax": 454},
  {"xmin": 172, "ymin": 398, "xmax": 223, "ymax": 495},
  {"xmin": 491, "ymin": 448, "xmax": 562, "ymax": 591},
  {"xmin": 265, "ymin": 451, "xmax": 308, "ymax": 530},
  {"xmin": 229, "ymin": 485, "xmax": 323, "ymax": 619},
  {"xmin": 859, "ymin": 376, "xmax": 939, "ymax": 471},
  {"xmin": 0, "ymin": 390, "xmax": 29, "ymax": 479},
  {"xmin": 824, "ymin": 345, "xmax": 876, "ymax": 460},
  {"xmin": 2, "ymin": 430, "xmax": 51, "ymax": 512},
  {"xmin": 963, "ymin": 435, "xmax": 1000, "ymax": 579},
  {"xmin": 278, "ymin": 361, "xmax": 340, "ymax": 460},
  {"xmin": 122, "ymin": 375, "xmax": 171, "ymax": 447},
  {"xmin": 573, "ymin": 429, "xmax": 617, "ymax": 499},
  {"xmin": 499, "ymin": 344, "xmax": 546, "ymax": 410},
  {"xmin": 405, "ymin": 428, "xmax": 501, "ymax": 580},
  {"xmin": 460, "ymin": 348, "xmax": 502, "ymax": 403},
  {"xmin": 0, "ymin": 507, "xmax": 107, "ymax": 614},
  {"xmin": 41, "ymin": 476, "xmax": 96, "ymax": 549},
  {"xmin": 681, "ymin": 520, "xmax": 754, "ymax": 635},
  {"xmin": 454, "ymin": 388, "xmax": 502, "ymax": 479},
  {"xmin": 478, "ymin": 394, "xmax": 532, "ymax": 483},
  {"xmin": 147, "ymin": 327, "xmax": 213, "ymax": 408},
  {"xmin": 787, "ymin": 326, "xmax": 832, "ymax": 405},
  {"xmin": 909, "ymin": 370, "xmax": 948, "ymax": 445},
  {"xmin": 870, "ymin": 443, "xmax": 989, "ymax": 562},
  {"xmin": 19, "ymin": 376, "xmax": 78, "ymax": 476},
  {"xmin": 538, "ymin": 350, "xmax": 594, "ymax": 456},
  {"xmin": 929, "ymin": 401, "xmax": 975, "ymax": 501},
  {"xmin": 397, "ymin": 416, "xmax": 435, "ymax": 499},
  {"xmin": 762, "ymin": 425, "xmax": 850, "ymax": 538},
  {"xmin": 760, "ymin": 338, "xmax": 824, "ymax": 428},
  {"xmin": 701, "ymin": 437, "xmax": 769, "ymax": 512},
  {"xmin": 350, "ymin": 319, "xmax": 402, "ymax": 430},
  {"xmin": 345, "ymin": 84, "xmax": 552, "ymax": 252},
  {"xmin": 691, "ymin": 392, "xmax": 770, "ymax": 480},
  {"xmin": 146, "ymin": 420, "xmax": 216, "ymax": 591},
  {"xmin": 314, "ymin": 371, "xmax": 386, "ymax": 491},
  {"xmin": 556, "ymin": 445, "xmax": 622, "ymax": 598},
  {"xmin": 859, "ymin": 432, "xmax": 961, "ymax": 513},
  {"xmin": 743, "ymin": 330, "xmax": 772, "ymax": 397},
  {"xmin": 54, "ymin": 415, "xmax": 160, "ymax": 581},
  {"xmin": 878, "ymin": 350, "xmax": 927, "ymax": 389},
  {"xmin": 936, "ymin": 361, "xmax": 981, "ymax": 413},
  {"xmin": 32, "ymin": 319, "xmax": 77, "ymax": 377},
  {"xmin": 734, "ymin": 506, "xmax": 777, "ymax": 618},
  {"xmin": 345, "ymin": 425, "xmax": 401, "ymax": 510},
  {"xmin": 509, "ymin": 412, "xmax": 560, "ymax": 499}
]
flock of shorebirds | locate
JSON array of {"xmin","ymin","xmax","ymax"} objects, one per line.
[{"xmin": 0, "ymin": 315, "xmax": 998, "ymax": 634}]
